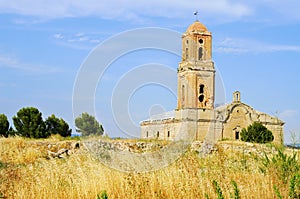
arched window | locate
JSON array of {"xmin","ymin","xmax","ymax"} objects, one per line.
[
  {"xmin": 167, "ymin": 131, "xmax": 170, "ymax": 138},
  {"xmin": 157, "ymin": 131, "xmax": 159, "ymax": 138},
  {"xmin": 198, "ymin": 47, "xmax": 203, "ymax": 60},
  {"xmin": 186, "ymin": 48, "xmax": 189, "ymax": 60},
  {"xmin": 199, "ymin": 84, "xmax": 204, "ymax": 94},
  {"xmin": 199, "ymin": 95, "xmax": 204, "ymax": 102},
  {"xmin": 199, "ymin": 84, "xmax": 205, "ymax": 103},
  {"xmin": 146, "ymin": 131, "xmax": 148, "ymax": 138}
]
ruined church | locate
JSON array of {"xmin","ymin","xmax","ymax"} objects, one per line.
[{"xmin": 140, "ymin": 20, "xmax": 284, "ymax": 144}]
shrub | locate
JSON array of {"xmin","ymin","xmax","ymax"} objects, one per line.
[{"xmin": 241, "ymin": 122, "xmax": 274, "ymax": 143}]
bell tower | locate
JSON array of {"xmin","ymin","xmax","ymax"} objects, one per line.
[{"xmin": 177, "ymin": 20, "xmax": 215, "ymax": 110}]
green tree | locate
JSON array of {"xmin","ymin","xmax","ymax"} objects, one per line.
[
  {"xmin": 7, "ymin": 127, "xmax": 16, "ymax": 137},
  {"xmin": 75, "ymin": 113, "xmax": 104, "ymax": 136},
  {"xmin": 0, "ymin": 114, "xmax": 10, "ymax": 137},
  {"xmin": 241, "ymin": 122, "xmax": 274, "ymax": 143},
  {"xmin": 13, "ymin": 107, "xmax": 49, "ymax": 138},
  {"xmin": 45, "ymin": 114, "xmax": 72, "ymax": 137}
]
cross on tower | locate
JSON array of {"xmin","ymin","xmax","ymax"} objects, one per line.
[{"xmin": 194, "ymin": 11, "xmax": 198, "ymax": 20}]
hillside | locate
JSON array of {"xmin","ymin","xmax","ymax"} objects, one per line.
[{"xmin": 0, "ymin": 137, "xmax": 299, "ymax": 198}]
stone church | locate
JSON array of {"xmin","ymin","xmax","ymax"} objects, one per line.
[{"xmin": 140, "ymin": 20, "xmax": 284, "ymax": 144}]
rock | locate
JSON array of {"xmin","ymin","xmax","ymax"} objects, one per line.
[
  {"xmin": 72, "ymin": 142, "xmax": 80, "ymax": 149},
  {"xmin": 190, "ymin": 141, "xmax": 202, "ymax": 152},
  {"xmin": 48, "ymin": 148, "xmax": 69, "ymax": 158},
  {"xmin": 246, "ymin": 143, "xmax": 254, "ymax": 147},
  {"xmin": 202, "ymin": 142, "xmax": 217, "ymax": 154}
]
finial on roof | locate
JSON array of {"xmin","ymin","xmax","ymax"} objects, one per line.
[{"xmin": 194, "ymin": 10, "xmax": 198, "ymax": 21}]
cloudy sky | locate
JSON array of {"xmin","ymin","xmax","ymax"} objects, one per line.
[{"xmin": 0, "ymin": 0, "xmax": 300, "ymax": 143}]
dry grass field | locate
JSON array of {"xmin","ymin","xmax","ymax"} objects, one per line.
[{"xmin": 0, "ymin": 136, "xmax": 299, "ymax": 199}]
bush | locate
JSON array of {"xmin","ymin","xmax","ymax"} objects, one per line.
[
  {"xmin": 45, "ymin": 114, "xmax": 72, "ymax": 137},
  {"xmin": 0, "ymin": 114, "xmax": 9, "ymax": 137},
  {"xmin": 13, "ymin": 107, "xmax": 49, "ymax": 138},
  {"xmin": 241, "ymin": 122, "xmax": 274, "ymax": 143},
  {"xmin": 75, "ymin": 113, "xmax": 104, "ymax": 136}
]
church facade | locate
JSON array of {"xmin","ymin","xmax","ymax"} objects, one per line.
[{"xmin": 140, "ymin": 20, "xmax": 284, "ymax": 144}]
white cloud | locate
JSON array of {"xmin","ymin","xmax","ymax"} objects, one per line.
[
  {"xmin": 90, "ymin": 39, "xmax": 100, "ymax": 43},
  {"xmin": 215, "ymin": 37, "xmax": 300, "ymax": 54},
  {"xmin": 53, "ymin": 33, "xmax": 64, "ymax": 39},
  {"xmin": 75, "ymin": 33, "xmax": 84, "ymax": 37},
  {"xmin": 0, "ymin": 53, "xmax": 61, "ymax": 74},
  {"xmin": 78, "ymin": 37, "xmax": 89, "ymax": 42},
  {"xmin": 249, "ymin": 0, "xmax": 300, "ymax": 21},
  {"xmin": 0, "ymin": 0, "xmax": 299, "ymax": 24},
  {"xmin": 53, "ymin": 33, "xmax": 101, "ymax": 49},
  {"xmin": 279, "ymin": 109, "xmax": 298, "ymax": 119},
  {"xmin": 0, "ymin": 0, "xmax": 251, "ymax": 22},
  {"xmin": 199, "ymin": 1, "xmax": 251, "ymax": 18},
  {"xmin": 279, "ymin": 109, "xmax": 300, "ymax": 143}
]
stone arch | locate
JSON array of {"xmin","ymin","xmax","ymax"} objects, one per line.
[{"xmin": 223, "ymin": 103, "xmax": 254, "ymax": 123}]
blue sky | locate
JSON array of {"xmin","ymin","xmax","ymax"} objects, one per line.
[{"xmin": 0, "ymin": 0, "xmax": 300, "ymax": 143}]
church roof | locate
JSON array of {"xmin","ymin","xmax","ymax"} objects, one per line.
[{"xmin": 186, "ymin": 20, "xmax": 208, "ymax": 33}]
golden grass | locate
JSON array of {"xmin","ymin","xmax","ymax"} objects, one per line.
[{"xmin": 0, "ymin": 137, "xmax": 298, "ymax": 199}]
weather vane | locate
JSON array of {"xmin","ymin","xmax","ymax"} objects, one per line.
[{"xmin": 194, "ymin": 10, "xmax": 198, "ymax": 20}]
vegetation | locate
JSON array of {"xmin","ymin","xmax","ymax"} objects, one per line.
[
  {"xmin": 0, "ymin": 138, "xmax": 299, "ymax": 198},
  {"xmin": 0, "ymin": 107, "xmax": 72, "ymax": 139},
  {"xmin": 230, "ymin": 180, "xmax": 240, "ymax": 199},
  {"xmin": 212, "ymin": 180, "xmax": 224, "ymax": 199},
  {"xmin": 97, "ymin": 190, "xmax": 109, "ymax": 199},
  {"xmin": 75, "ymin": 112, "xmax": 104, "ymax": 136},
  {"xmin": 13, "ymin": 107, "xmax": 48, "ymax": 138},
  {"xmin": 289, "ymin": 173, "xmax": 300, "ymax": 198},
  {"xmin": 45, "ymin": 114, "xmax": 72, "ymax": 137},
  {"xmin": 260, "ymin": 146, "xmax": 299, "ymax": 183},
  {"xmin": 0, "ymin": 114, "xmax": 10, "ymax": 137},
  {"xmin": 241, "ymin": 122, "xmax": 274, "ymax": 143}
]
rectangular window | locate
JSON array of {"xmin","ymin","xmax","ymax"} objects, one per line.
[{"xmin": 198, "ymin": 47, "xmax": 203, "ymax": 60}]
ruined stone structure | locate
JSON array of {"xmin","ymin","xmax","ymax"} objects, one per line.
[{"xmin": 140, "ymin": 20, "xmax": 284, "ymax": 144}]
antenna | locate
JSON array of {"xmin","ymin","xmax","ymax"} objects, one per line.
[{"xmin": 194, "ymin": 10, "xmax": 198, "ymax": 20}]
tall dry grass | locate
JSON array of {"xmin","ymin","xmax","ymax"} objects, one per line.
[{"xmin": 0, "ymin": 137, "xmax": 298, "ymax": 199}]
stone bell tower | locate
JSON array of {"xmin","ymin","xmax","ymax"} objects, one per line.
[{"xmin": 177, "ymin": 20, "xmax": 215, "ymax": 110}]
